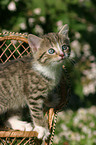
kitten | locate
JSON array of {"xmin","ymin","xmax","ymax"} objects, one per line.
[{"xmin": 0, "ymin": 24, "xmax": 70, "ymax": 140}]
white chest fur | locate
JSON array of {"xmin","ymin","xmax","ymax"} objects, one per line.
[{"xmin": 33, "ymin": 62, "xmax": 62, "ymax": 83}]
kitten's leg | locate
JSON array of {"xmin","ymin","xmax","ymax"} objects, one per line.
[
  {"xmin": 5, "ymin": 109, "xmax": 33, "ymax": 131},
  {"xmin": 28, "ymin": 99, "xmax": 50, "ymax": 140},
  {"xmin": 6, "ymin": 116, "xmax": 33, "ymax": 131},
  {"xmin": 0, "ymin": 94, "xmax": 8, "ymax": 114}
]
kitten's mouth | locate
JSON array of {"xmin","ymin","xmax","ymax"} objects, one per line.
[
  {"xmin": 52, "ymin": 57, "xmax": 65, "ymax": 64},
  {"xmin": 57, "ymin": 58, "xmax": 64, "ymax": 64},
  {"xmin": 58, "ymin": 57, "xmax": 65, "ymax": 62}
]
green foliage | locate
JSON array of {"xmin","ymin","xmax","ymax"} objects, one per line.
[
  {"xmin": 0, "ymin": 0, "xmax": 96, "ymax": 106},
  {"xmin": 53, "ymin": 106, "xmax": 96, "ymax": 145}
]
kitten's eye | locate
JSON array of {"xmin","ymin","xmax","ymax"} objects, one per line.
[
  {"xmin": 48, "ymin": 48, "xmax": 55, "ymax": 54},
  {"xmin": 62, "ymin": 45, "xmax": 68, "ymax": 51}
]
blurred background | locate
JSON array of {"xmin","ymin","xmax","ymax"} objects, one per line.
[{"xmin": 0, "ymin": 0, "xmax": 96, "ymax": 144}]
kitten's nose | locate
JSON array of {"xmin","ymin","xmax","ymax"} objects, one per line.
[{"xmin": 59, "ymin": 53, "xmax": 64, "ymax": 59}]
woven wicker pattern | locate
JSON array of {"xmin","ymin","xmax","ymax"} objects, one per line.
[
  {"xmin": 0, "ymin": 137, "xmax": 36, "ymax": 145},
  {"xmin": 0, "ymin": 32, "xmax": 29, "ymax": 64},
  {"xmin": 0, "ymin": 32, "xmax": 54, "ymax": 145}
]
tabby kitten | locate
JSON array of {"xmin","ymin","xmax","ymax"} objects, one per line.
[{"xmin": 0, "ymin": 24, "xmax": 70, "ymax": 140}]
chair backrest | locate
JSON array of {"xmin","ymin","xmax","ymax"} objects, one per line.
[{"xmin": 0, "ymin": 32, "xmax": 29, "ymax": 64}]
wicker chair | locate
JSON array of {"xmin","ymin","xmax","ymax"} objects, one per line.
[{"xmin": 0, "ymin": 32, "xmax": 70, "ymax": 145}]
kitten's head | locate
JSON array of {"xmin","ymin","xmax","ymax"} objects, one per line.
[{"xmin": 28, "ymin": 24, "xmax": 70, "ymax": 67}]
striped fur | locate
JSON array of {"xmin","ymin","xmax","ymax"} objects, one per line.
[{"xmin": 0, "ymin": 26, "xmax": 70, "ymax": 139}]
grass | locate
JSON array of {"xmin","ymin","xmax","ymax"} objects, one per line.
[{"xmin": 53, "ymin": 106, "xmax": 96, "ymax": 145}]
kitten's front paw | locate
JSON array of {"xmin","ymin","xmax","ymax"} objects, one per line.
[
  {"xmin": 6, "ymin": 116, "xmax": 33, "ymax": 131},
  {"xmin": 33, "ymin": 125, "xmax": 50, "ymax": 140}
]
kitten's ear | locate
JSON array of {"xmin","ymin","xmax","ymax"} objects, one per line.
[
  {"xmin": 28, "ymin": 34, "xmax": 43, "ymax": 53},
  {"xmin": 58, "ymin": 24, "xmax": 69, "ymax": 37}
]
